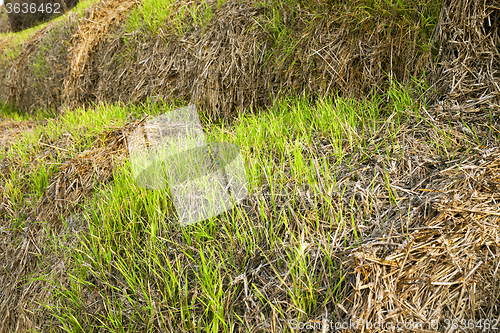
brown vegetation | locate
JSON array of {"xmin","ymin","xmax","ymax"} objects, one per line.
[
  {"xmin": 0, "ymin": 118, "xmax": 37, "ymax": 148},
  {"xmin": 0, "ymin": 0, "xmax": 498, "ymax": 119},
  {"xmin": 1, "ymin": 0, "xmax": 441, "ymax": 118},
  {"xmin": 64, "ymin": 0, "xmax": 138, "ymax": 109},
  {"xmin": 1, "ymin": 0, "xmax": 500, "ymax": 331}
]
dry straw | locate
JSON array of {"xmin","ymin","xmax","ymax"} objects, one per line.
[
  {"xmin": 0, "ymin": 120, "xmax": 134, "ymax": 331},
  {"xmin": 347, "ymin": 148, "xmax": 500, "ymax": 326},
  {"xmin": 2, "ymin": 0, "xmax": 500, "ymax": 331},
  {"xmin": 433, "ymin": 0, "xmax": 500, "ymax": 108},
  {"xmin": 63, "ymin": 0, "xmax": 138, "ymax": 109},
  {"xmin": 38, "ymin": 120, "xmax": 138, "ymax": 222},
  {"xmin": 2, "ymin": 0, "xmax": 437, "ymax": 117}
]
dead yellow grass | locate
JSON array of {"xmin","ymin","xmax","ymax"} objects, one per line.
[
  {"xmin": 348, "ymin": 149, "xmax": 500, "ymax": 326},
  {"xmin": 1, "ymin": 0, "xmax": 500, "ymax": 330},
  {"xmin": 37, "ymin": 121, "xmax": 136, "ymax": 222},
  {"xmin": 63, "ymin": 0, "xmax": 138, "ymax": 108}
]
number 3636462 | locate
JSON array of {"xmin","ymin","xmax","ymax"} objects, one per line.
[
  {"xmin": 5, "ymin": 2, "xmax": 61, "ymax": 14},
  {"xmin": 443, "ymin": 319, "xmax": 498, "ymax": 330}
]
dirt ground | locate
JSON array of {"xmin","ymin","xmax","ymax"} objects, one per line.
[{"xmin": 0, "ymin": 119, "xmax": 37, "ymax": 149}]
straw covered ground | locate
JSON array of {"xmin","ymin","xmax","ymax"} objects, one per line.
[
  {"xmin": 1, "ymin": 0, "xmax": 443, "ymax": 116},
  {"xmin": 2, "ymin": 94, "xmax": 500, "ymax": 331},
  {"xmin": 1, "ymin": 0, "xmax": 500, "ymax": 332}
]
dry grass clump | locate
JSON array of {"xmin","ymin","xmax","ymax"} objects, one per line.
[
  {"xmin": 0, "ymin": 0, "xmax": 129, "ymax": 113},
  {"xmin": 0, "ymin": 118, "xmax": 38, "ymax": 149},
  {"xmin": 2, "ymin": 0, "xmax": 441, "ymax": 117},
  {"xmin": 3, "ymin": 0, "xmax": 500, "ymax": 120},
  {"xmin": 63, "ymin": 0, "xmax": 137, "ymax": 109},
  {"xmin": 433, "ymin": 0, "xmax": 500, "ymax": 110},
  {"xmin": 319, "ymin": 106, "xmax": 500, "ymax": 328},
  {"xmin": 347, "ymin": 147, "xmax": 500, "ymax": 327},
  {"xmin": 37, "ymin": 121, "xmax": 138, "ymax": 222}
]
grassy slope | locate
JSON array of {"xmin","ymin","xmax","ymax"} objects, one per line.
[
  {"xmin": 2, "ymin": 94, "xmax": 369, "ymax": 330},
  {"xmin": 2, "ymin": 86, "xmax": 489, "ymax": 331},
  {"xmin": 3, "ymin": 0, "xmax": 498, "ymax": 332}
]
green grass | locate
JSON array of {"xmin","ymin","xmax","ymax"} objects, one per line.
[
  {"xmin": 0, "ymin": 0, "xmax": 493, "ymax": 329},
  {"xmin": 0, "ymin": 0, "xmax": 471, "ymax": 328},
  {"xmin": 125, "ymin": 0, "xmax": 224, "ymax": 36},
  {"xmin": 2, "ymin": 81, "xmax": 477, "ymax": 331}
]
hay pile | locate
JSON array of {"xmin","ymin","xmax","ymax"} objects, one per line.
[
  {"xmin": 3, "ymin": 0, "xmax": 440, "ymax": 118},
  {"xmin": 433, "ymin": 0, "xmax": 500, "ymax": 109},
  {"xmin": 2, "ymin": 0, "xmax": 500, "ymax": 117},
  {"xmin": 66, "ymin": 0, "xmax": 439, "ymax": 119},
  {"xmin": 347, "ymin": 146, "xmax": 500, "ymax": 327},
  {"xmin": 63, "ymin": 0, "xmax": 137, "ymax": 109}
]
